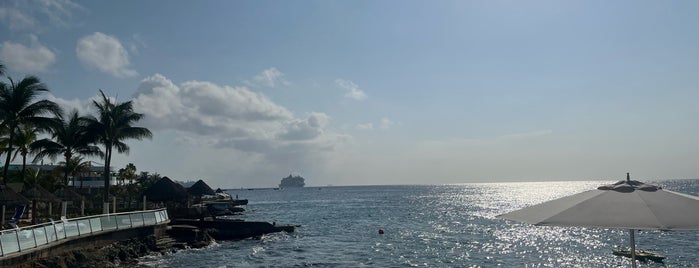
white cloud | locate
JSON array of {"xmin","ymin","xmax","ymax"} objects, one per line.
[
  {"xmin": 380, "ymin": 118, "xmax": 397, "ymax": 130},
  {"xmin": 0, "ymin": 35, "xmax": 56, "ymax": 72},
  {"xmin": 126, "ymin": 74, "xmax": 352, "ymax": 185},
  {"xmin": 252, "ymin": 67, "xmax": 290, "ymax": 87},
  {"xmin": 46, "ymin": 94, "xmax": 92, "ymax": 116},
  {"xmin": 335, "ymin": 79, "xmax": 367, "ymax": 100},
  {"xmin": 0, "ymin": 7, "xmax": 35, "ymax": 30},
  {"xmin": 132, "ymin": 74, "xmax": 343, "ymax": 151},
  {"xmin": 356, "ymin": 123, "xmax": 374, "ymax": 130},
  {"xmin": 278, "ymin": 112, "xmax": 331, "ymax": 141},
  {"xmin": 127, "ymin": 33, "xmax": 147, "ymax": 54},
  {"xmin": 76, "ymin": 32, "xmax": 137, "ymax": 78},
  {"xmin": 354, "ymin": 118, "xmax": 398, "ymax": 131},
  {"xmin": 307, "ymin": 112, "xmax": 330, "ymax": 128},
  {"xmin": 0, "ymin": 0, "xmax": 83, "ymax": 31},
  {"xmin": 132, "ymin": 74, "xmax": 285, "ymax": 137}
]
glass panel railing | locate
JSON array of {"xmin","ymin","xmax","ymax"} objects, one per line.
[
  {"xmin": 0, "ymin": 231, "xmax": 20, "ymax": 255},
  {"xmin": 55, "ymin": 222, "xmax": 66, "ymax": 240},
  {"xmin": 33, "ymin": 228, "xmax": 47, "ymax": 246},
  {"xmin": 45, "ymin": 225, "xmax": 57, "ymax": 243},
  {"xmin": 0, "ymin": 209, "xmax": 167, "ymax": 258},
  {"xmin": 116, "ymin": 215, "xmax": 132, "ymax": 229},
  {"xmin": 154, "ymin": 211, "xmax": 162, "ymax": 223},
  {"xmin": 143, "ymin": 212, "xmax": 156, "ymax": 225},
  {"xmin": 131, "ymin": 213, "xmax": 145, "ymax": 227},
  {"xmin": 17, "ymin": 230, "xmax": 36, "ymax": 251},
  {"xmin": 77, "ymin": 219, "xmax": 92, "ymax": 235},
  {"xmin": 89, "ymin": 218, "xmax": 102, "ymax": 232},
  {"xmin": 64, "ymin": 221, "xmax": 80, "ymax": 238},
  {"xmin": 158, "ymin": 210, "xmax": 168, "ymax": 223},
  {"xmin": 101, "ymin": 215, "xmax": 117, "ymax": 231}
]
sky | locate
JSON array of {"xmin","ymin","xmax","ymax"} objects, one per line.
[{"xmin": 1, "ymin": 0, "xmax": 698, "ymax": 188}]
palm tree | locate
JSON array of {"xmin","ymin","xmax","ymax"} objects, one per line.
[
  {"xmin": 8, "ymin": 124, "xmax": 38, "ymax": 182},
  {"xmin": 85, "ymin": 90, "xmax": 152, "ymax": 206},
  {"xmin": 31, "ymin": 109, "xmax": 102, "ymax": 186},
  {"xmin": 55, "ymin": 156, "xmax": 91, "ymax": 187},
  {"xmin": 117, "ymin": 163, "xmax": 137, "ymax": 185},
  {"xmin": 25, "ymin": 167, "xmax": 41, "ymax": 187},
  {"xmin": 0, "ymin": 76, "xmax": 62, "ymax": 185}
]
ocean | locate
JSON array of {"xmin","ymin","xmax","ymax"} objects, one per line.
[{"xmin": 138, "ymin": 180, "xmax": 699, "ymax": 267}]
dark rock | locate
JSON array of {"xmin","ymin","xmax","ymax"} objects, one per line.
[{"xmin": 16, "ymin": 233, "xmax": 209, "ymax": 268}]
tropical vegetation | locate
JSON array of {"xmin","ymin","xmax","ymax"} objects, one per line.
[
  {"xmin": 0, "ymin": 75, "xmax": 62, "ymax": 185},
  {"xmin": 0, "ymin": 60, "xmax": 155, "ymax": 216},
  {"xmin": 85, "ymin": 90, "xmax": 152, "ymax": 204},
  {"xmin": 31, "ymin": 109, "xmax": 102, "ymax": 186},
  {"xmin": 5, "ymin": 124, "xmax": 39, "ymax": 182}
]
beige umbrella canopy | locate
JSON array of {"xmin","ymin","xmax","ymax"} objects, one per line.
[
  {"xmin": 187, "ymin": 180, "xmax": 215, "ymax": 196},
  {"xmin": 143, "ymin": 176, "xmax": 188, "ymax": 202},
  {"xmin": 498, "ymin": 173, "xmax": 699, "ymax": 267}
]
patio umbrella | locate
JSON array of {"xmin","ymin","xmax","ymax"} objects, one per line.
[{"xmin": 497, "ymin": 173, "xmax": 699, "ymax": 267}]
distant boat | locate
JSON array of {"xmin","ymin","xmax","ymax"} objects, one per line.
[{"xmin": 279, "ymin": 174, "xmax": 305, "ymax": 188}]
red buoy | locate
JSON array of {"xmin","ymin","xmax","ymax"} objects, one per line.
[{"xmin": 378, "ymin": 229, "xmax": 384, "ymax": 234}]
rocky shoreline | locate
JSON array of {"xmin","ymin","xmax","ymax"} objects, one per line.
[
  {"xmin": 18, "ymin": 229, "xmax": 213, "ymax": 268},
  {"xmin": 13, "ymin": 218, "xmax": 297, "ymax": 267}
]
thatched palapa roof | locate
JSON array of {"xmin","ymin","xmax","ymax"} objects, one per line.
[
  {"xmin": 22, "ymin": 185, "xmax": 61, "ymax": 202},
  {"xmin": 188, "ymin": 180, "xmax": 215, "ymax": 196},
  {"xmin": 143, "ymin": 176, "xmax": 188, "ymax": 202},
  {"xmin": 54, "ymin": 187, "xmax": 84, "ymax": 202},
  {"xmin": 0, "ymin": 185, "xmax": 30, "ymax": 205}
]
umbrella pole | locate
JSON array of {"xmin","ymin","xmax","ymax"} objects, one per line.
[{"xmin": 629, "ymin": 229, "xmax": 637, "ymax": 268}]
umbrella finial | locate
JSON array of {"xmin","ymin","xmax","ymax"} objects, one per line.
[{"xmin": 626, "ymin": 172, "xmax": 630, "ymax": 182}]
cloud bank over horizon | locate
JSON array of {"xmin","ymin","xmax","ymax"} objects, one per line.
[{"xmin": 48, "ymin": 72, "xmax": 352, "ymax": 186}]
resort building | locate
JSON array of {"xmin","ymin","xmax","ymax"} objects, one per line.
[{"xmin": 4, "ymin": 163, "xmax": 117, "ymax": 188}]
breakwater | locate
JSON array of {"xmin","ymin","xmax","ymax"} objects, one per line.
[{"xmin": 171, "ymin": 219, "xmax": 295, "ymax": 240}]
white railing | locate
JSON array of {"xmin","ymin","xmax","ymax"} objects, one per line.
[{"xmin": 0, "ymin": 208, "xmax": 169, "ymax": 257}]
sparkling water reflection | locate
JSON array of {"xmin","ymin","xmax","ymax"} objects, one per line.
[{"xmin": 140, "ymin": 180, "xmax": 699, "ymax": 267}]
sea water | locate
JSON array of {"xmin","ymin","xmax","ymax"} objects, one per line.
[{"xmin": 139, "ymin": 180, "xmax": 699, "ymax": 267}]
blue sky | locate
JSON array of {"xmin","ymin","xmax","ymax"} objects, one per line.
[{"xmin": 1, "ymin": 0, "xmax": 698, "ymax": 187}]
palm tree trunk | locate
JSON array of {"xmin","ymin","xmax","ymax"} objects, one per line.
[
  {"xmin": 63, "ymin": 152, "xmax": 71, "ymax": 187},
  {"xmin": 21, "ymin": 153, "xmax": 26, "ymax": 184},
  {"xmin": 103, "ymin": 146, "xmax": 111, "ymax": 203},
  {"xmin": 2, "ymin": 130, "xmax": 15, "ymax": 185}
]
